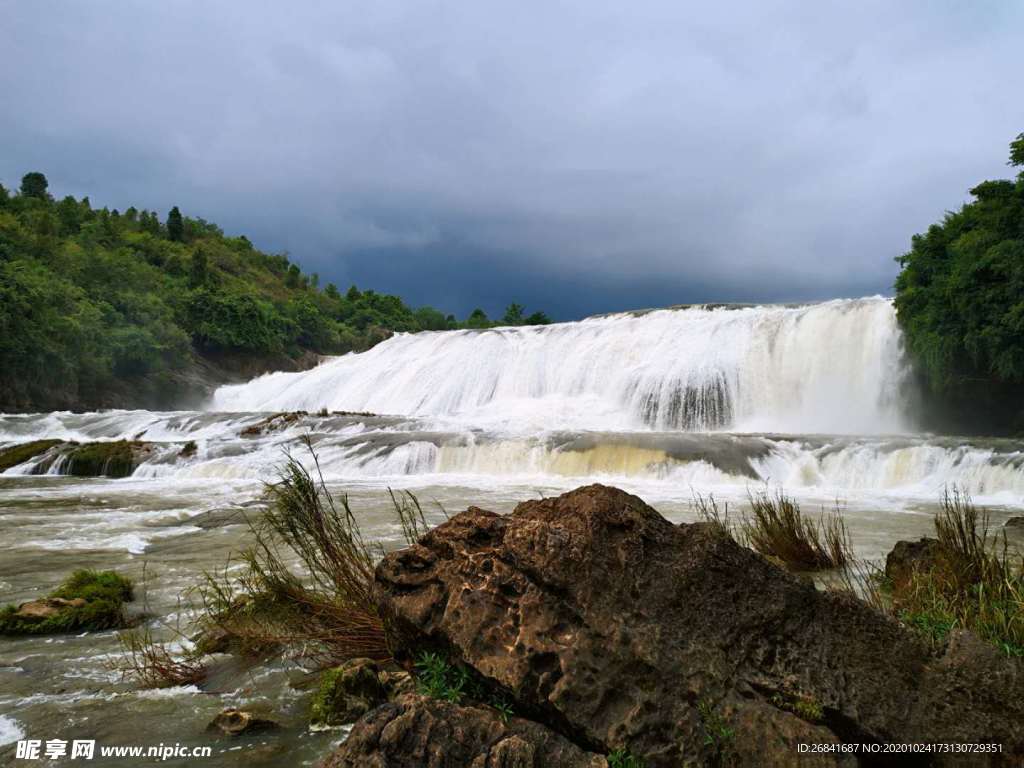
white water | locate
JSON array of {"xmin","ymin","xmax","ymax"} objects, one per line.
[
  {"xmin": 212, "ymin": 297, "xmax": 906, "ymax": 435},
  {"xmin": 3, "ymin": 297, "xmax": 1024, "ymax": 518}
]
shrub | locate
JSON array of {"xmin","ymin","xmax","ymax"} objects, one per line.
[
  {"xmin": 893, "ymin": 489, "xmax": 1024, "ymax": 656},
  {"xmin": 740, "ymin": 490, "xmax": 849, "ymax": 571}
]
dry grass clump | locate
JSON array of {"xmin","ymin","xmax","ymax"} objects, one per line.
[
  {"xmin": 893, "ymin": 488, "xmax": 1024, "ymax": 656},
  {"xmin": 192, "ymin": 437, "xmax": 434, "ymax": 668},
  {"xmin": 118, "ymin": 626, "xmax": 207, "ymax": 688},
  {"xmin": 740, "ymin": 490, "xmax": 849, "ymax": 572}
]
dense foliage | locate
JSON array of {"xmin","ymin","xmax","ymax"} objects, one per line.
[
  {"xmin": 0, "ymin": 174, "xmax": 550, "ymax": 411},
  {"xmin": 894, "ymin": 134, "xmax": 1024, "ymax": 433}
]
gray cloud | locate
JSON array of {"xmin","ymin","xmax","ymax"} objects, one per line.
[{"xmin": 2, "ymin": 0, "xmax": 1022, "ymax": 318}]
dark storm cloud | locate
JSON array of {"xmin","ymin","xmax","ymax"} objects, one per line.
[{"xmin": 2, "ymin": 1, "xmax": 1022, "ymax": 319}]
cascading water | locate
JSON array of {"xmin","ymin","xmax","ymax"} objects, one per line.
[
  {"xmin": 5, "ymin": 296, "xmax": 1024, "ymax": 504},
  {"xmin": 211, "ymin": 296, "xmax": 908, "ymax": 434}
]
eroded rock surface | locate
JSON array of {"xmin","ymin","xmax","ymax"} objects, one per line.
[
  {"xmin": 322, "ymin": 693, "xmax": 605, "ymax": 768},
  {"xmin": 371, "ymin": 484, "xmax": 1023, "ymax": 766}
]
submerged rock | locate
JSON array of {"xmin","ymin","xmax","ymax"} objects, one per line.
[
  {"xmin": 369, "ymin": 484, "xmax": 1024, "ymax": 766},
  {"xmin": 0, "ymin": 439, "xmax": 63, "ymax": 472},
  {"xmin": 321, "ymin": 693, "xmax": 605, "ymax": 768},
  {"xmin": 207, "ymin": 708, "xmax": 279, "ymax": 737}
]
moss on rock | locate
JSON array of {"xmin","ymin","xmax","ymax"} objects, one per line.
[
  {"xmin": 0, "ymin": 569, "xmax": 134, "ymax": 635},
  {"xmin": 310, "ymin": 658, "xmax": 387, "ymax": 727},
  {"xmin": 63, "ymin": 440, "xmax": 148, "ymax": 478},
  {"xmin": 0, "ymin": 439, "xmax": 63, "ymax": 472}
]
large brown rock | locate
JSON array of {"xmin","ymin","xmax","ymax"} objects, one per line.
[
  {"xmin": 321, "ymin": 693, "xmax": 605, "ymax": 768},
  {"xmin": 373, "ymin": 484, "xmax": 1024, "ymax": 766}
]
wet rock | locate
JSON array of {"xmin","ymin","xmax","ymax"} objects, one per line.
[
  {"xmin": 240, "ymin": 412, "xmax": 308, "ymax": 437},
  {"xmin": 310, "ymin": 658, "xmax": 388, "ymax": 727},
  {"xmin": 14, "ymin": 597, "xmax": 86, "ymax": 620},
  {"xmin": 206, "ymin": 708, "xmax": 279, "ymax": 737},
  {"xmin": 884, "ymin": 537, "xmax": 941, "ymax": 587},
  {"xmin": 0, "ymin": 439, "xmax": 63, "ymax": 472},
  {"xmin": 374, "ymin": 484, "xmax": 1024, "ymax": 766},
  {"xmin": 321, "ymin": 693, "xmax": 605, "ymax": 768},
  {"xmin": 179, "ymin": 440, "xmax": 198, "ymax": 458}
]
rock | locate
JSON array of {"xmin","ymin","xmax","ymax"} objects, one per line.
[
  {"xmin": 206, "ymin": 708, "xmax": 279, "ymax": 737},
  {"xmin": 14, "ymin": 597, "xmax": 86, "ymax": 620},
  {"xmin": 321, "ymin": 693, "xmax": 605, "ymax": 768},
  {"xmin": 1005, "ymin": 516, "xmax": 1024, "ymax": 529},
  {"xmin": 379, "ymin": 668, "xmax": 416, "ymax": 697},
  {"xmin": 884, "ymin": 537, "xmax": 941, "ymax": 587},
  {"xmin": 310, "ymin": 658, "xmax": 388, "ymax": 727},
  {"xmin": 374, "ymin": 484, "xmax": 1024, "ymax": 766}
]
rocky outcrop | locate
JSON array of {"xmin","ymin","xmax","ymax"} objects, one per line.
[
  {"xmin": 322, "ymin": 694, "xmax": 605, "ymax": 768},
  {"xmin": 884, "ymin": 537, "xmax": 941, "ymax": 587},
  {"xmin": 365, "ymin": 484, "xmax": 1023, "ymax": 767}
]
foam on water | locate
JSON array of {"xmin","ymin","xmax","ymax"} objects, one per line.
[{"xmin": 0, "ymin": 714, "xmax": 24, "ymax": 747}]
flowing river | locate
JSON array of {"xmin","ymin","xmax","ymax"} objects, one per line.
[{"xmin": 3, "ymin": 296, "xmax": 1024, "ymax": 765}]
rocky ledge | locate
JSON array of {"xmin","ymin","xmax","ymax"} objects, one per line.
[{"xmin": 324, "ymin": 484, "xmax": 1023, "ymax": 767}]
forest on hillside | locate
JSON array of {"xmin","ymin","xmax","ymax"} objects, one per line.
[
  {"xmin": 0, "ymin": 174, "xmax": 549, "ymax": 412},
  {"xmin": 894, "ymin": 133, "xmax": 1024, "ymax": 434}
]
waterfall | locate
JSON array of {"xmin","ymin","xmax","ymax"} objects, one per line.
[{"xmin": 211, "ymin": 296, "xmax": 908, "ymax": 434}]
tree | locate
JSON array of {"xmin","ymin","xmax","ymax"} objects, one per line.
[
  {"xmin": 286, "ymin": 263, "xmax": 301, "ymax": 288},
  {"xmin": 466, "ymin": 308, "xmax": 491, "ymax": 329},
  {"xmin": 1010, "ymin": 133, "xmax": 1024, "ymax": 168},
  {"xmin": 893, "ymin": 132, "xmax": 1024, "ymax": 433},
  {"xmin": 525, "ymin": 311, "xmax": 552, "ymax": 325},
  {"xmin": 166, "ymin": 206, "xmax": 184, "ymax": 242},
  {"xmin": 189, "ymin": 246, "xmax": 209, "ymax": 288},
  {"xmin": 501, "ymin": 302, "xmax": 525, "ymax": 325},
  {"xmin": 20, "ymin": 172, "xmax": 49, "ymax": 200}
]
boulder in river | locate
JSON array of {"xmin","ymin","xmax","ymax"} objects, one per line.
[
  {"xmin": 347, "ymin": 484, "xmax": 1024, "ymax": 767},
  {"xmin": 207, "ymin": 708, "xmax": 279, "ymax": 737},
  {"xmin": 310, "ymin": 658, "xmax": 389, "ymax": 727}
]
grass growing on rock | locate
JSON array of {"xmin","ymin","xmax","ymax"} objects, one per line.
[
  {"xmin": 607, "ymin": 748, "xmax": 646, "ymax": 768},
  {"xmin": 413, "ymin": 651, "xmax": 515, "ymax": 722},
  {"xmin": 0, "ymin": 569, "xmax": 134, "ymax": 635},
  {"xmin": 893, "ymin": 489, "xmax": 1024, "ymax": 656}
]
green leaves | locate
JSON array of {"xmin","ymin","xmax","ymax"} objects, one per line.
[{"xmin": 894, "ymin": 132, "xmax": 1024, "ymax": 432}]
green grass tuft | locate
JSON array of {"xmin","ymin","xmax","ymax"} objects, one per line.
[
  {"xmin": 0, "ymin": 569, "xmax": 134, "ymax": 635},
  {"xmin": 607, "ymin": 747, "xmax": 646, "ymax": 768}
]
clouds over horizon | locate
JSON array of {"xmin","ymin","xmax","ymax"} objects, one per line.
[{"xmin": 2, "ymin": 1, "xmax": 1022, "ymax": 318}]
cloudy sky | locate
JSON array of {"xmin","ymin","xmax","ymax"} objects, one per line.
[{"xmin": 2, "ymin": 1, "xmax": 1021, "ymax": 319}]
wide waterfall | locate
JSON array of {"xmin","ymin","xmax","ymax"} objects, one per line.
[{"xmin": 212, "ymin": 296, "xmax": 908, "ymax": 434}]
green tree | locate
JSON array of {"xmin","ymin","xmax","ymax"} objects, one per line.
[
  {"xmin": 501, "ymin": 302, "xmax": 525, "ymax": 325},
  {"xmin": 894, "ymin": 132, "xmax": 1024, "ymax": 433},
  {"xmin": 524, "ymin": 311, "xmax": 552, "ymax": 325},
  {"xmin": 189, "ymin": 246, "xmax": 209, "ymax": 288},
  {"xmin": 20, "ymin": 172, "xmax": 49, "ymax": 200},
  {"xmin": 466, "ymin": 308, "xmax": 491, "ymax": 329},
  {"xmin": 166, "ymin": 206, "xmax": 184, "ymax": 242}
]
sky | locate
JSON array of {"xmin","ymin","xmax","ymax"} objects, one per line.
[{"xmin": 2, "ymin": 1, "xmax": 1022, "ymax": 320}]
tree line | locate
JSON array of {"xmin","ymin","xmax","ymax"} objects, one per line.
[
  {"xmin": 894, "ymin": 133, "xmax": 1024, "ymax": 434},
  {"xmin": 0, "ymin": 173, "xmax": 550, "ymax": 411}
]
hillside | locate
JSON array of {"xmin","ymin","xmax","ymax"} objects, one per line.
[
  {"xmin": 894, "ymin": 133, "xmax": 1024, "ymax": 434},
  {"xmin": 0, "ymin": 173, "xmax": 549, "ymax": 412}
]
